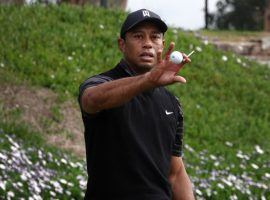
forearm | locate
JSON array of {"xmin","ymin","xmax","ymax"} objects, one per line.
[
  {"xmin": 81, "ymin": 43, "xmax": 190, "ymax": 114},
  {"xmin": 81, "ymin": 72, "xmax": 154, "ymax": 113},
  {"xmin": 170, "ymin": 167, "xmax": 194, "ymax": 200}
]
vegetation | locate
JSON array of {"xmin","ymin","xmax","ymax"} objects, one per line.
[
  {"xmin": 210, "ymin": 0, "xmax": 267, "ymax": 30},
  {"xmin": 198, "ymin": 29, "xmax": 269, "ymax": 41},
  {"xmin": 0, "ymin": 123, "xmax": 87, "ymax": 199},
  {"xmin": 0, "ymin": 4, "xmax": 269, "ymax": 199}
]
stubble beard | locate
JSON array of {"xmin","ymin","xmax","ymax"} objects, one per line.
[{"xmin": 135, "ymin": 62, "xmax": 155, "ymax": 74}]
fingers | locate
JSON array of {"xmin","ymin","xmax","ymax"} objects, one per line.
[
  {"xmin": 176, "ymin": 53, "xmax": 191, "ymax": 69},
  {"xmin": 157, "ymin": 50, "xmax": 162, "ymax": 63},
  {"xmin": 182, "ymin": 53, "xmax": 191, "ymax": 65},
  {"xmin": 164, "ymin": 42, "xmax": 175, "ymax": 60},
  {"xmin": 163, "ymin": 42, "xmax": 192, "ymax": 65},
  {"xmin": 173, "ymin": 75, "xmax": 186, "ymax": 83}
]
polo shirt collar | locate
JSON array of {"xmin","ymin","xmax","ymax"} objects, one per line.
[
  {"xmin": 119, "ymin": 59, "xmax": 158, "ymax": 93},
  {"xmin": 119, "ymin": 59, "xmax": 138, "ymax": 77}
]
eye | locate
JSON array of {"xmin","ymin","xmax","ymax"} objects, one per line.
[
  {"xmin": 133, "ymin": 33, "xmax": 143, "ymax": 39},
  {"xmin": 151, "ymin": 34, "xmax": 162, "ymax": 40}
]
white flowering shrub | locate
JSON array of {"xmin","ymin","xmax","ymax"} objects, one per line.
[{"xmin": 0, "ymin": 129, "xmax": 87, "ymax": 199}]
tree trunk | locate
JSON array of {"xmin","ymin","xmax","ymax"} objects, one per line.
[
  {"xmin": 265, "ymin": 0, "xmax": 270, "ymax": 31},
  {"xmin": 205, "ymin": 0, "xmax": 209, "ymax": 29},
  {"xmin": 100, "ymin": 0, "xmax": 107, "ymax": 8},
  {"xmin": 0, "ymin": 0, "xmax": 24, "ymax": 4}
]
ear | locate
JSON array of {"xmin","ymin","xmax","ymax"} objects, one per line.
[
  {"xmin": 162, "ymin": 39, "xmax": 165, "ymax": 49},
  {"xmin": 118, "ymin": 37, "xmax": 125, "ymax": 53}
]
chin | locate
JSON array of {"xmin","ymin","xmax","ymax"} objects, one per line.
[
  {"xmin": 139, "ymin": 63, "xmax": 153, "ymax": 71},
  {"xmin": 140, "ymin": 60, "xmax": 155, "ymax": 67},
  {"xmin": 127, "ymin": 59, "xmax": 155, "ymax": 73}
]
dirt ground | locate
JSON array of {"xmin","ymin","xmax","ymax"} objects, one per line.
[{"xmin": 0, "ymin": 84, "xmax": 85, "ymax": 157}]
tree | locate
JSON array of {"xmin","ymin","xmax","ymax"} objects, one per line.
[
  {"xmin": 0, "ymin": 0, "xmax": 24, "ymax": 4},
  {"xmin": 205, "ymin": 0, "xmax": 209, "ymax": 29},
  {"xmin": 100, "ymin": 0, "xmax": 107, "ymax": 7},
  {"xmin": 265, "ymin": 0, "xmax": 270, "ymax": 31},
  {"xmin": 211, "ymin": 0, "xmax": 267, "ymax": 30},
  {"xmin": 76, "ymin": 0, "xmax": 126, "ymax": 9}
]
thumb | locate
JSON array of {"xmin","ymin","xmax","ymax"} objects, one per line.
[
  {"xmin": 164, "ymin": 42, "xmax": 175, "ymax": 60},
  {"xmin": 173, "ymin": 75, "xmax": 186, "ymax": 83},
  {"xmin": 157, "ymin": 50, "xmax": 162, "ymax": 63}
]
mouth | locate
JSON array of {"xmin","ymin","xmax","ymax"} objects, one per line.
[{"xmin": 139, "ymin": 52, "xmax": 154, "ymax": 61}]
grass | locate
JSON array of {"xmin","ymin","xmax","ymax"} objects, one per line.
[
  {"xmin": 0, "ymin": 4, "xmax": 269, "ymax": 199},
  {"xmin": 0, "ymin": 4, "xmax": 125, "ymax": 96},
  {"xmin": 0, "ymin": 102, "xmax": 87, "ymax": 199},
  {"xmin": 198, "ymin": 29, "xmax": 269, "ymax": 41}
]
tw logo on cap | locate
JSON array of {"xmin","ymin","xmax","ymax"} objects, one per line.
[{"xmin": 142, "ymin": 10, "xmax": 150, "ymax": 17}]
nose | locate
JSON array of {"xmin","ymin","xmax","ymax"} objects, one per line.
[{"xmin": 143, "ymin": 36, "xmax": 152, "ymax": 49}]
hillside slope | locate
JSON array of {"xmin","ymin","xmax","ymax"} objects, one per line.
[{"xmin": 0, "ymin": 5, "xmax": 270, "ymax": 199}]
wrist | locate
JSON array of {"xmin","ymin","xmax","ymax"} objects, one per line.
[{"xmin": 143, "ymin": 72, "xmax": 158, "ymax": 89}]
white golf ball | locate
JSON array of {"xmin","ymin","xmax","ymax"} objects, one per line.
[{"xmin": 169, "ymin": 51, "xmax": 183, "ymax": 64}]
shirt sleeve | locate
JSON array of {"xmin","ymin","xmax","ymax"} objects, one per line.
[
  {"xmin": 78, "ymin": 74, "xmax": 112, "ymax": 113},
  {"xmin": 171, "ymin": 98, "xmax": 184, "ymax": 157}
]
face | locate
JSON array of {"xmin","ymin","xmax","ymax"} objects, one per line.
[{"xmin": 118, "ymin": 22, "xmax": 165, "ymax": 74}]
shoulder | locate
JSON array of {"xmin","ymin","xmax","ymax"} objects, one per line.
[
  {"xmin": 79, "ymin": 65, "xmax": 122, "ymax": 92},
  {"xmin": 78, "ymin": 74, "xmax": 111, "ymax": 95},
  {"xmin": 79, "ymin": 61, "xmax": 129, "ymax": 91}
]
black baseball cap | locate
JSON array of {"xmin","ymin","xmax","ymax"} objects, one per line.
[{"xmin": 120, "ymin": 9, "xmax": 168, "ymax": 39}]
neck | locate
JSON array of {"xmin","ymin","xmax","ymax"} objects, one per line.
[{"xmin": 122, "ymin": 59, "xmax": 151, "ymax": 75}]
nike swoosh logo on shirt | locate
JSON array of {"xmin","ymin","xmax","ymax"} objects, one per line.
[{"xmin": 165, "ymin": 110, "xmax": 173, "ymax": 115}]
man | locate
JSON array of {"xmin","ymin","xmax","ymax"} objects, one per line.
[{"xmin": 78, "ymin": 8, "xmax": 195, "ymax": 200}]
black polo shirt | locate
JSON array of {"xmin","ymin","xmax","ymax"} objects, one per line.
[{"xmin": 78, "ymin": 60, "xmax": 184, "ymax": 200}]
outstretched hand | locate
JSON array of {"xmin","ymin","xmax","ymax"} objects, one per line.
[{"xmin": 146, "ymin": 42, "xmax": 191, "ymax": 87}]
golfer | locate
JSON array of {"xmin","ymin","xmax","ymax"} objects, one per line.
[{"xmin": 78, "ymin": 8, "xmax": 195, "ymax": 200}]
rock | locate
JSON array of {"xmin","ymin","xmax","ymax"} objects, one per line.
[
  {"xmin": 212, "ymin": 41, "xmax": 257, "ymax": 55},
  {"xmin": 251, "ymin": 43, "xmax": 262, "ymax": 55},
  {"xmin": 262, "ymin": 37, "xmax": 270, "ymax": 50}
]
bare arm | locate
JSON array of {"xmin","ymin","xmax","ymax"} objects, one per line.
[
  {"xmin": 81, "ymin": 74, "xmax": 154, "ymax": 113},
  {"xmin": 81, "ymin": 42, "xmax": 190, "ymax": 114},
  {"xmin": 169, "ymin": 156, "xmax": 195, "ymax": 200}
]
